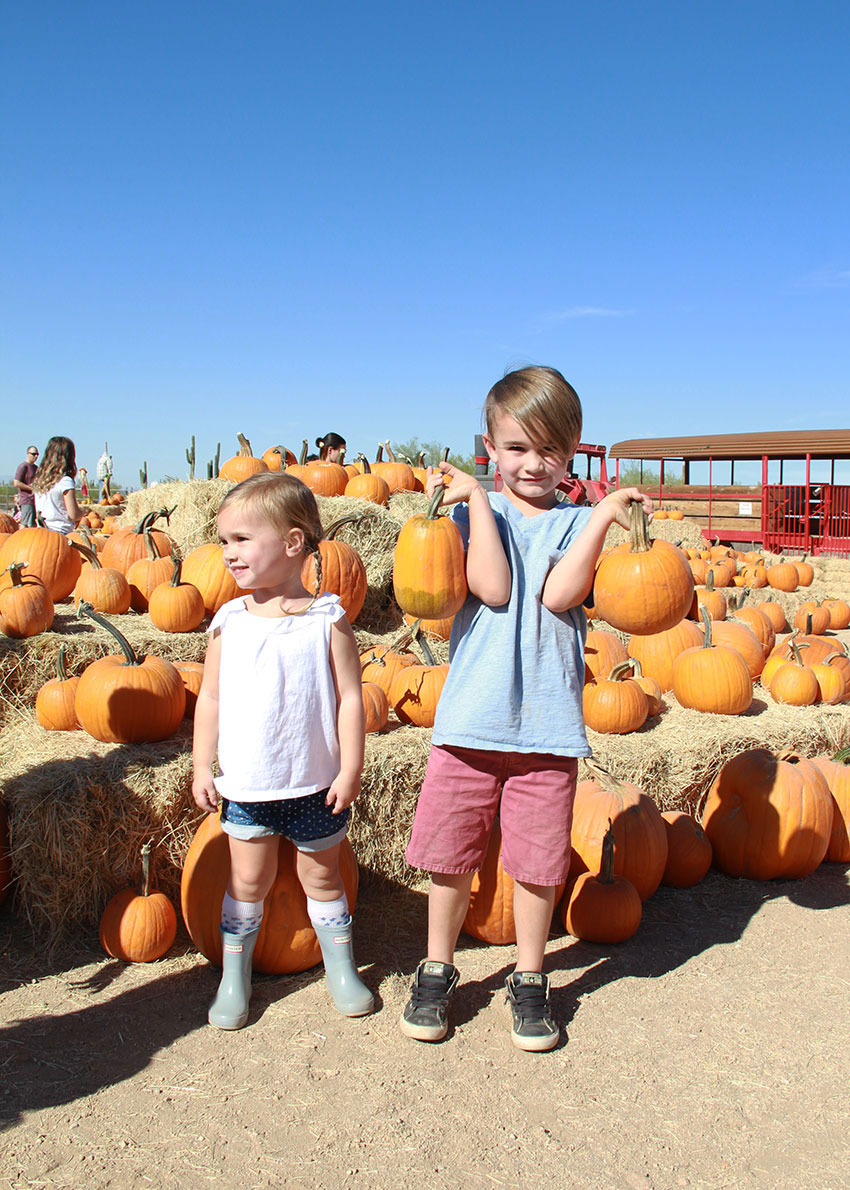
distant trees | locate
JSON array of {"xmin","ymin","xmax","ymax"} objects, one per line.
[{"xmin": 390, "ymin": 437, "xmax": 475, "ymax": 474}]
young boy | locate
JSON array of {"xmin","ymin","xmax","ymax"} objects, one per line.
[{"xmin": 400, "ymin": 366, "xmax": 651, "ymax": 1051}]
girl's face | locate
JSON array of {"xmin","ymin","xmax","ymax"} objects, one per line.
[
  {"xmin": 326, "ymin": 444, "xmax": 346, "ymax": 464},
  {"xmin": 218, "ymin": 503, "xmax": 303, "ymax": 593},
  {"xmin": 484, "ymin": 412, "xmax": 571, "ymax": 510}
]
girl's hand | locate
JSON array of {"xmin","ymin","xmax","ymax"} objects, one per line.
[
  {"xmin": 326, "ymin": 772, "xmax": 360, "ymax": 814},
  {"xmin": 595, "ymin": 487, "xmax": 654, "ymax": 531},
  {"xmin": 192, "ymin": 769, "xmax": 220, "ymax": 813},
  {"xmin": 425, "ymin": 462, "xmax": 482, "ymax": 507}
]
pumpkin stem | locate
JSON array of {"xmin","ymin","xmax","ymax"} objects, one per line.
[
  {"xmin": 3, "ymin": 562, "xmax": 28, "ymax": 587},
  {"xmin": 56, "ymin": 643, "xmax": 70, "ymax": 682},
  {"xmin": 626, "ymin": 499, "xmax": 652, "ymax": 554},
  {"xmin": 375, "ymin": 442, "xmax": 384, "ymax": 463},
  {"xmin": 608, "ymin": 660, "xmax": 635, "ymax": 682},
  {"xmin": 325, "ymin": 511, "xmax": 378, "ymax": 540},
  {"xmin": 236, "ymin": 433, "xmax": 254, "ymax": 458},
  {"xmin": 168, "ymin": 554, "xmax": 184, "ymax": 587},
  {"xmin": 832, "ymin": 745, "xmax": 850, "ymax": 765},
  {"xmin": 582, "ymin": 756, "xmax": 625, "ymax": 794},
  {"xmin": 70, "ymin": 540, "xmax": 102, "ymax": 569},
  {"xmin": 408, "ymin": 619, "xmax": 438, "ymax": 667},
  {"xmin": 699, "ymin": 603, "xmax": 714, "ymax": 647},
  {"xmin": 77, "ymin": 601, "xmax": 143, "ymax": 667},
  {"xmin": 357, "ymin": 453, "xmax": 372, "ymax": 474},
  {"xmin": 426, "ymin": 484, "xmax": 447, "ymax": 520},
  {"xmin": 139, "ymin": 842, "xmax": 153, "ymax": 897},
  {"xmin": 598, "ymin": 819, "xmax": 616, "ymax": 884},
  {"xmin": 384, "ymin": 440, "xmax": 396, "ymax": 462}
]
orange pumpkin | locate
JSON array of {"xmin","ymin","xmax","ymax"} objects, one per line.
[
  {"xmin": 582, "ymin": 661, "xmax": 649, "ymax": 734},
  {"xmin": 626, "ymin": 656, "xmax": 664, "ymax": 717},
  {"xmin": 262, "ymin": 445, "xmax": 297, "ymax": 472},
  {"xmin": 344, "ymin": 457, "xmax": 390, "ymax": 506},
  {"xmin": 564, "ymin": 818, "xmax": 642, "ymax": 943},
  {"xmin": 822, "ymin": 598, "xmax": 850, "ymax": 630},
  {"xmin": 182, "ymin": 543, "xmax": 245, "ymax": 616},
  {"xmin": 126, "ymin": 532, "xmax": 173, "ymax": 611},
  {"xmin": 148, "ymin": 555, "xmax": 206, "ymax": 633},
  {"xmin": 702, "ymin": 749, "xmax": 833, "ymax": 879},
  {"xmin": 101, "ymin": 510, "xmax": 174, "ymax": 576},
  {"xmin": 766, "ymin": 559, "xmax": 798, "ymax": 592},
  {"xmin": 360, "ymin": 641, "xmax": 418, "ymax": 696},
  {"xmin": 0, "ymin": 562, "xmax": 54, "ymax": 638},
  {"xmin": 793, "ymin": 600, "xmax": 831, "ymax": 635},
  {"xmin": 180, "ymin": 812, "xmax": 359, "ymax": 973},
  {"xmin": 568, "ymin": 759, "xmax": 668, "ymax": 901},
  {"xmin": 687, "ymin": 569, "xmax": 727, "ymax": 622},
  {"xmin": 791, "ymin": 556, "xmax": 815, "ymax": 586},
  {"xmin": 387, "ymin": 631, "xmax": 449, "ymax": 728},
  {"xmin": 755, "ymin": 599, "xmax": 787, "ymax": 633},
  {"xmin": 361, "ymin": 681, "xmax": 389, "ymax": 733},
  {"xmin": 301, "ymin": 517, "xmax": 368, "ymax": 623},
  {"xmin": 660, "ymin": 811, "xmax": 712, "ymax": 887},
  {"xmin": 301, "ymin": 459, "xmax": 349, "ymax": 498},
  {"xmin": 35, "ymin": 644, "xmax": 80, "ymax": 730},
  {"xmin": 672, "ymin": 607, "xmax": 752, "ymax": 714},
  {"xmin": 71, "ymin": 542, "xmax": 132, "ymax": 615},
  {"xmin": 707, "ymin": 619, "xmax": 765, "ymax": 682},
  {"xmin": 812, "ymin": 748, "xmax": 850, "ymax": 863},
  {"xmin": 592, "ymin": 501, "xmax": 694, "ymax": 634},
  {"xmin": 626, "ymin": 618, "xmax": 703, "ymax": 692},
  {"xmin": 769, "ymin": 643, "xmax": 820, "ymax": 706},
  {"xmin": 0, "ymin": 511, "xmax": 18, "ymax": 534},
  {"xmin": 464, "ymin": 818, "xmax": 566, "ymax": 945},
  {"xmin": 75, "ymin": 603, "xmax": 186, "ymax": 742},
  {"xmin": 99, "ymin": 843, "xmax": 177, "ymax": 962},
  {"xmin": 392, "ymin": 487, "xmax": 468, "ymax": 620},
  {"xmin": 584, "ymin": 628, "xmax": 628, "ymax": 685},
  {"xmin": 0, "ymin": 526, "xmax": 81, "ymax": 601},
  {"xmin": 173, "ymin": 660, "xmax": 205, "ymax": 719},
  {"xmin": 218, "ymin": 433, "xmax": 269, "ymax": 483}
]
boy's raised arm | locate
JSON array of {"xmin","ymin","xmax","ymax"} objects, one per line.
[
  {"xmin": 427, "ymin": 464, "xmax": 510, "ymax": 607},
  {"xmin": 542, "ymin": 489, "xmax": 653, "ymax": 613}
]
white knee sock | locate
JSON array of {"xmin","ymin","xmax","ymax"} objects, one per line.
[
  {"xmin": 221, "ymin": 892, "xmax": 264, "ymax": 936},
  {"xmin": 306, "ymin": 894, "xmax": 350, "ymax": 928}
]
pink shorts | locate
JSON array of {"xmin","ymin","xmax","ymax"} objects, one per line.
[{"xmin": 405, "ymin": 745, "xmax": 579, "ymax": 886}]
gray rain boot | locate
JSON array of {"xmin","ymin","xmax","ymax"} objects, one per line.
[
  {"xmin": 313, "ymin": 916, "xmax": 374, "ymax": 1017},
  {"xmin": 208, "ymin": 927, "xmax": 260, "ymax": 1030}
]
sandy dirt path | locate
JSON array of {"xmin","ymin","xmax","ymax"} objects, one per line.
[{"xmin": 2, "ymin": 863, "xmax": 849, "ymax": 1189}]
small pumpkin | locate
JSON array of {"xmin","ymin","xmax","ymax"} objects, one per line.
[
  {"xmin": 793, "ymin": 600, "xmax": 831, "ymax": 635},
  {"xmin": 99, "ymin": 842, "xmax": 178, "ymax": 962},
  {"xmin": 563, "ymin": 818, "xmax": 642, "ymax": 943},
  {"xmin": 173, "ymin": 660, "xmax": 205, "ymax": 719},
  {"xmin": 766, "ymin": 558, "xmax": 798, "ymax": 592},
  {"xmin": 344, "ymin": 456, "xmax": 390, "ymax": 506},
  {"xmin": 262, "ymin": 445, "xmax": 297, "ymax": 472},
  {"xmin": 660, "ymin": 811, "xmax": 712, "ymax": 887},
  {"xmin": 387, "ymin": 629, "xmax": 449, "ymax": 728},
  {"xmin": 148, "ymin": 554, "xmax": 206, "ymax": 633},
  {"xmin": 593, "ymin": 501, "xmax": 694, "ymax": 634},
  {"xmin": 218, "ymin": 433, "xmax": 269, "ymax": 483},
  {"xmin": 35, "ymin": 644, "xmax": 80, "ymax": 730},
  {"xmin": 392, "ymin": 486, "xmax": 468, "ymax": 621},
  {"xmin": 582, "ymin": 661, "xmax": 649, "ymax": 735},
  {"xmin": 126, "ymin": 531, "xmax": 173, "ymax": 611},
  {"xmin": 362, "ymin": 681, "xmax": 389, "ymax": 733},
  {"xmin": 769, "ymin": 642, "xmax": 820, "ymax": 706},
  {"xmin": 822, "ymin": 598, "xmax": 850, "ymax": 631},
  {"xmin": 71, "ymin": 541, "xmax": 132, "ymax": 615},
  {"xmin": 688, "ymin": 569, "xmax": 727, "ymax": 622}
]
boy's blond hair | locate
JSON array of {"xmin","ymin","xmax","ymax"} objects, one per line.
[
  {"xmin": 218, "ymin": 472, "xmax": 323, "ymax": 553},
  {"xmin": 484, "ymin": 366, "xmax": 582, "ymax": 459}
]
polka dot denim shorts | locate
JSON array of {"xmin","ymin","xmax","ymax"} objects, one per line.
[{"xmin": 220, "ymin": 789, "xmax": 350, "ymax": 852}]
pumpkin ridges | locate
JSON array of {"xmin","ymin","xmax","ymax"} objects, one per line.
[{"xmin": 392, "ymin": 486, "xmax": 468, "ymax": 620}]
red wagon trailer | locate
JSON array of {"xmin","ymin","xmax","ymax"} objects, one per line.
[{"xmin": 608, "ymin": 429, "xmax": 850, "ymax": 557}]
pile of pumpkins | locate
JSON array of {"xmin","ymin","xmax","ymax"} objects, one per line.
[
  {"xmin": 465, "ymin": 745, "xmax": 850, "ymax": 947},
  {"xmin": 582, "ymin": 505, "xmax": 850, "ymax": 729}
]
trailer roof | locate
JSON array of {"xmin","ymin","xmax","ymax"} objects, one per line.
[{"xmin": 608, "ymin": 429, "xmax": 850, "ymax": 461}]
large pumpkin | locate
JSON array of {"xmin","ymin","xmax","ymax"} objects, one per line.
[
  {"xmin": 0, "ymin": 526, "xmax": 81, "ymax": 601},
  {"xmin": 812, "ymin": 748, "xmax": 850, "ymax": 863},
  {"xmin": 219, "ymin": 433, "xmax": 269, "ymax": 483},
  {"xmin": 392, "ymin": 487, "xmax": 468, "ymax": 620},
  {"xmin": 181, "ymin": 812, "xmax": 359, "ymax": 973},
  {"xmin": 592, "ymin": 502, "xmax": 694, "ymax": 634},
  {"xmin": 701, "ymin": 749, "xmax": 833, "ymax": 879},
  {"xmin": 671, "ymin": 608, "xmax": 752, "ymax": 715},
  {"xmin": 463, "ymin": 818, "xmax": 566, "ymax": 945},
  {"xmin": 569, "ymin": 759, "xmax": 668, "ymax": 901},
  {"xmin": 626, "ymin": 619, "xmax": 703, "ymax": 692},
  {"xmin": 75, "ymin": 603, "xmax": 186, "ymax": 743},
  {"xmin": 301, "ymin": 518, "xmax": 368, "ymax": 623},
  {"xmin": 100, "ymin": 510, "xmax": 175, "ymax": 576}
]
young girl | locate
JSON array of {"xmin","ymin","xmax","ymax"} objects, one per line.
[
  {"xmin": 400, "ymin": 366, "xmax": 652, "ymax": 1051},
  {"xmin": 31, "ymin": 437, "xmax": 83, "ymax": 534},
  {"xmin": 192, "ymin": 471, "xmax": 373, "ymax": 1030}
]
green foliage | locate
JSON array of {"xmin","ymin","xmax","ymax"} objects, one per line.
[
  {"xmin": 616, "ymin": 462, "xmax": 684, "ymax": 487},
  {"xmin": 391, "ymin": 437, "xmax": 475, "ymax": 474}
]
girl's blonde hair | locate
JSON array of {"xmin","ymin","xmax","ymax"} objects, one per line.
[
  {"xmin": 32, "ymin": 436, "xmax": 77, "ymax": 492},
  {"xmin": 218, "ymin": 471, "xmax": 324, "ymax": 553},
  {"xmin": 484, "ymin": 366, "xmax": 582, "ymax": 459}
]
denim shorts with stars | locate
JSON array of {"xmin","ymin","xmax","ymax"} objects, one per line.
[{"xmin": 220, "ymin": 789, "xmax": 349, "ymax": 851}]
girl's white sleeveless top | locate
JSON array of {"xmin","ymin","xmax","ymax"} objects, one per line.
[{"xmin": 209, "ymin": 594, "xmax": 345, "ymax": 802}]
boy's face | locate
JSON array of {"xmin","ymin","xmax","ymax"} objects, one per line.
[{"xmin": 483, "ymin": 412, "xmax": 573, "ymax": 509}]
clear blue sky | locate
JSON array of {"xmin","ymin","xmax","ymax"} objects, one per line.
[{"xmin": 3, "ymin": 1, "xmax": 848, "ymax": 486}]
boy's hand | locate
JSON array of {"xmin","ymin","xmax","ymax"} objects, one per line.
[
  {"xmin": 192, "ymin": 768, "xmax": 220, "ymax": 813},
  {"xmin": 595, "ymin": 487, "xmax": 654, "ymax": 532},
  {"xmin": 326, "ymin": 772, "xmax": 360, "ymax": 814},
  {"xmin": 425, "ymin": 462, "xmax": 482, "ymax": 507}
]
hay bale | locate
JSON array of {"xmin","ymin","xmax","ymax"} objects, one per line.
[
  {"xmin": 0, "ymin": 715, "xmax": 200, "ymax": 937},
  {"xmin": 122, "ymin": 479, "xmax": 234, "ymax": 556}
]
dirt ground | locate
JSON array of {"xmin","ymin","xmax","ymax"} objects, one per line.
[{"xmin": 2, "ymin": 862, "xmax": 849, "ymax": 1190}]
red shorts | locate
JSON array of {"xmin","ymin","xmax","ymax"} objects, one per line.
[{"xmin": 405, "ymin": 745, "xmax": 578, "ymax": 886}]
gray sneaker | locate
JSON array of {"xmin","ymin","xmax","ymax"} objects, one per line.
[
  {"xmin": 506, "ymin": 971, "xmax": 559, "ymax": 1051},
  {"xmin": 400, "ymin": 960, "xmax": 460, "ymax": 1042}
]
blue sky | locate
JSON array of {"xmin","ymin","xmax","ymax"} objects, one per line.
[{"xmin": 3, "ymin": 1, "xmax": 848, "ymax": 486}]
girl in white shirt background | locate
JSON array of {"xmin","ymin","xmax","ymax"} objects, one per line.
[
  {"xmin": 192, "ymin": 471, "xmax": 373, "ymax": 1029},
  {"xmin": 31, "ymin": 436, "xmax": 83, "ymax": 534}
]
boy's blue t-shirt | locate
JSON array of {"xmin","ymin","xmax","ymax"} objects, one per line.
[{"xmin": 431, "ymin": 491, "xmax": 593, "ymax": 758}]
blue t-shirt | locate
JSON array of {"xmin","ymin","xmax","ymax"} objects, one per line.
[{"xmin": 431, "ymin": 491, "xmax": 593, "ymax": 757}]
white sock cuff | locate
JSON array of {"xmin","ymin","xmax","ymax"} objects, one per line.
[
  {"xmin": 306, "ymin": 894, "xmax": 350, "ymax": 928},
  {"xmin": 223, "ymin": 892, "xmax": 265, "ymax": 919}
]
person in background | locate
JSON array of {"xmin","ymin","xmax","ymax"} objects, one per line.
[
  {"xmin": 31, "ymin": 437, "xmax": 83, "ymax": 534},
  {"xmin": 13, "ymin": 445, "xmax": 39, "ymax": 527},
  {"xmin": 316, "ymin": 433, "xmax": 347, "ymax": 464}
]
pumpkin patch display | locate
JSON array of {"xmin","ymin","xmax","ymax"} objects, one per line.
[
  {"xmin": 563, "ymin": 818, "xmax": 642, "ymax": 943},
  {"xmin": 181, "ymin": 812, "xmax": 359, "ymax": 973},
  {"xmin": 75, "ymin": 603, "xmax": 186, "ymax": 743},
  {"xmin": 392, "ymin": 486, "xmax": 468, "ymax": 621},
  {"xmin": 99, "ymin": 843, "xmax": 177, "ymax": 962},
  {"xmin": 701, "ymin": 749, "xmax": 833, "ymax": 880}
]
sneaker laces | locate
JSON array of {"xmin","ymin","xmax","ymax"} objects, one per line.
[
  {"xmin": 409, "ymin": 969, "xmax": 453, "ymax": 1008},
  {"xmin": 510, "ymin": 980, "xmax": 550, "ymax": 1018}
]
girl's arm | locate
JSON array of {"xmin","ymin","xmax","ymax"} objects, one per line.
[
  {"xmin": 327, "ymin": 618, "xmax": 366, "ymax": 813},
  {"xmin": 427, "ymin": 464, "xmax": 511, "ymax": 606},
  {"xmin": 192, "ymin": 631, "xmax": 222, "ymax": 812},
  {"xmin": 542, "ymin": 488, "xmax": 654, "ymax": 613},
  {"xmin": 63, "ymin": 484, "xmax": 84, "ymax": 526}
]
